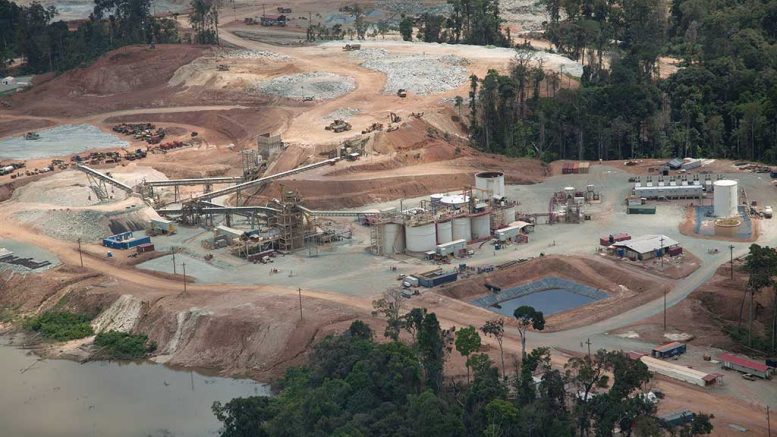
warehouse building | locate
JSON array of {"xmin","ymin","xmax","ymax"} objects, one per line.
[
  {"xmin": 103, "ymin": 231, "xmax": 151, "ymax": 250},
  {"xmin": 612, "ymin": 234, "xmax": 680, "ymax": 261},
  {"xmin": 633, "ymin": 184, "xmax": 703, "ymax": 200},
  {"xmin": 720, "ymin": 353, "xmax": 773, "ymax": 379},
  {"xmin": 640, "ymin": 356, "xmax": 720, "ymax": 387}
]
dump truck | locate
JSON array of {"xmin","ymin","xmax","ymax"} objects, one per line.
[
  {"xmin": 325, "ymin": 119, "xmax": 352, "ymax": 133},
  {"xmin": 343, "ymin": 44, "xmax": 361, "ymax": 51},
  {"xmin": 217, "ymin": 64, "xmax": 230, "ymax": 71},
  {"xmin": 397, "ymin": 89, "xmax": 407, "ymax": 98}
]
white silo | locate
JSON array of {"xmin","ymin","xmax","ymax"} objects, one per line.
[
  {"xmin": 405, "ymin": 222, "xmax": 437, "ymax": 253},
  {"xmin": 502, "ymin": 205, "xmax": 516, "ymax": 224},
  {"xmin": 475, "ymin": 171, "xmax": 506, "ymax": 199},
  {"xmin": 713, "ymin": 180, "xmax": 738, "ymax": 218},
  {"xmin": 452, "ymin": 216, "xmax": 472, "ymax": 242},
  {"xmin": 436, "ymin": 220, "xmax": 453, "ymax": 244},
  {"xmin": 471, "ymin": 213, "xmax": 491, "ymax": 240},
  {"xmin": 440, "ymin": 194, "xmax": 469, "ymax": 209},
  {"xmin": 382, "ymin": 223, "xmax": 405, "ymax": 254}
]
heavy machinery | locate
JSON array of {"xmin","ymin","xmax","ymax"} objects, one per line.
[
  {"xmin": 389, "ymin": 112, "xmax": 401, "ymax": 123},
  {"xmin": 397, "ymin": 89, "xmax": 407, "ymax": 98},
  {"xmin": 325, "ymin": 119, "xmax": 352, "ymax": 133},
  {"xmin": 343, "ymin": 44, "xmax": 361, "ymax": 51},
  {"xmin": 217, "ymin": 64, "xmax": 230, "ymax": 71},
  {"xmin": 361, "ymin": 122, "xmax": 383, "ymax": 134}
]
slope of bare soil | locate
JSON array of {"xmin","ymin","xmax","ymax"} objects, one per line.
[{"xmin": 438, "ymin": 255, "xmax": 670, "ymax": 332}]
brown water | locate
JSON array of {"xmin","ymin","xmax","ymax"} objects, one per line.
[{"xmin": 0, "ymin": 338, "xmax": 270, "ymax": 436}]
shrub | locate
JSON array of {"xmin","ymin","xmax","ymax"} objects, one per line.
[
  {"xmin": 94, "ymin": 330, "xmax": 157, "ymax": 359},
  {"xmin": 23, "ymin": 311, "xmax": 93, "ymax": 341}
]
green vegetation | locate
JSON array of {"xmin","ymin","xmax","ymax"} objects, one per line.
[
  {"xmin": 735, "ymin": 244, "xmax": 777, "ymax": 353},
  {"xmin": 23, "ymin": 311, "xmax": 93, "ymax": 341},
  {"xmin": 469, "ymin": 0, "xmax": 777, "ymax": 163},
  {"xmin": 0, "ymin": 0, "xmax": 181, "ymax": 76},
  {"xmin": 213, "ymin": 313, "xmax": 714, "ymax": 436},
  {"xmin": 94, "ymin": 330, "xmax": 157, "ymax": 359}
]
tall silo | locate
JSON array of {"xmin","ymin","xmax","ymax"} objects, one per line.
[
  {"xmin": 382, "ymin": 223, "xmax": 405, "ymax": 254},
  {"xmin": 452, "ymin": 216, "xmax": 472, "ymax": 242},
  {"xmin": 405, "ymin": 222, "xmax": 437, "ymax": 253},
  {"xmin": 475, "ymin": 171, "xmax": 506, "ymax": 199},
  {"xmin": 471, "ymin": 213, "xmax": 491, "ymax": 240},
  {"xmin": 713, "ymin": 180, "xmax": 738, "ymax": 218}
]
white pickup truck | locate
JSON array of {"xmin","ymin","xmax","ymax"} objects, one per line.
[{"xmin": 764, "ymin": 206, "xmax": 773, "ymax": 219}]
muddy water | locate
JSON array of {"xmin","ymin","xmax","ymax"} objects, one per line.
[{"xmin": 0, "ymin": 338, "xmax": 270, "ymax": 436}]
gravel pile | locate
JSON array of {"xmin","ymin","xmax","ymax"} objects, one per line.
[
  {"xmin": 323, "ymin": 108, "xmax": 360, "ymax": 121},
  {"xmin": 222, "ymin": 49, "xmax": 290, "ymax": 61},
  {"xmin": 14, "ymin": 204, "xmax": 153, "ymax": 242},
  {"xmin": 254, "ymin": 72, "xmax": 356, "ymax": 100},
  {"xmin": 354, "ymin": 50, "xmax": 468, "ymax": 95}
]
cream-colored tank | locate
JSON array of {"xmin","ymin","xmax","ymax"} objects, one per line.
[
  {"xmin": 405, "ymin": 222, "xmax": 437, "ymax": 253},
  {"xmin": 382, "ymin": 223, "xmax": 405, "ymax": 254},
  {"xmin": 471, "ymin": 213, "xmax": 491, "ymax": 240},
  {"xmin": 502, "ymin": 206, "xmax": 516, "ymax": 224},
  {"xmin": 436, "ymin": 220, "xmax": 453, "ymax": 244},
  {"xmin": 452, "ymin": 216, "xmax": 472, "ymax": 242},
  {"xmin": 713, "ymin": 180, "xmax": 738, "ymax": 218},
  {"xmin": 475, "ymin": 171, "xmax": 506, "ymax": 199}
]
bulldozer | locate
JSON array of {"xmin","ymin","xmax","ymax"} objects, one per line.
[
  {"xmin": 361, "ymin": 122, "xmax": 383, "ymax": 134},
  {"xmin": 325, "ymin": 119, "xmax": 352, "ymax": 133},
  {"xmin": 397, "ymin": 89, "xmax": 407, "ymax": 98}
]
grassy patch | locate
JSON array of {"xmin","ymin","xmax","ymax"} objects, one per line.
[
  {"xmin": 94, "ymin": 330, "xmax": 157, "ymax": 359},
  {"xmin": 23, "ymin": 311, "xmax": 93, "ymax": 341}
]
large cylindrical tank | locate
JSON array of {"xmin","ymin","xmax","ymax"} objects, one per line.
[
  {"xmin": 439, "ymin": 194, "xmax": 469, "ymax": 208},
  {"xmin": 405, "ymin": 222, "xmax": 437, "ymax": 253},
  {"xmin": 452, "ymin": 216, "xmax": 472, "ymax": 242},
  {"xmin": 471, "ymin": 213, "xmax": 491, "ymax": 240},
  {"xmin": 436, "ymin": 220, "xmax": 453, "ymax": 244},
  {"xmin": 383, "ymin": 223, "xmax": 405, "ymax": 254},
  {"xmin": 713, "ymin": 180, "xmax": 738, "ymax": 218},
  {"xmin": 475, "ymin": 171, "xmax": 506, "ymax": 199},
  {"xmin": 502, "ymin": 205, "xmax": 516, "ymax": 224},
  {"xmin": 430, "ymin": 193, "xmax": 443, "ymax": 209}
]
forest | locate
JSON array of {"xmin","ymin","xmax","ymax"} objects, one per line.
[
  {"xmin": 468, "ymin": 0, "xmax": 777, "ymax": 163},
  {"xmin": 212, "ymin": 314, "xmax": 714, "ymax": 436}
]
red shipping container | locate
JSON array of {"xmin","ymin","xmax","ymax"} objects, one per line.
[{"xmin": 668, "ymin": 246, "xmax": 683, "ymax": 257}]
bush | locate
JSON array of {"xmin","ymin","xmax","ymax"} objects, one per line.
[
  {"xmin": 23, "ymin": 311, "xmax": 93, "ymax": 341},
  {"xmin": 94, "ymin": 330, "xmax": 157, "ymax": 359}
]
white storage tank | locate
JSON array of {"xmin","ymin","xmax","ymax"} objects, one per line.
[
  {"xmin": 430, "ymin": 193, "xmax": 444, "ymax": 209},
  {"xmin": 502, "ymin": 205, "xmax": 516, "ymax": 224},
  {"xmin": 439, "ymin": 194, "xmax": 469, "ymax": 208},
  {"xmin": 564, "ymin": 186, "xmax": 575, "ymax": 198},
  {"xmin": 436, "ymin": 220, "xmax": 453, "ymax": 244},
  {"xmin": 475, "ymin": 171, "xmax": 506, "ymax": 199},
  {"xmin": 471, "ymin": 213, "xmax": 491, "ymax": 240},
  {"xmin": 405, "ymin": 222, "xmax": 437, "ymax": 253},
  {"xmin": 714, "ymin": 180, "xmax": 738, "ymax": 218},
  {"xmin": 382, "ymin": 223, "xmax": 405, "ymax": 254},
  {"xmin": 452, "ymin": 216, "xmax": 472, "ymax": 242}
]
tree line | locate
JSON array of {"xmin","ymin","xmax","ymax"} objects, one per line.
[
  {"xmin": 467, "ymin": 0, "xmax": 777, "ymax": 163},
  {"xmin": 213, "ymin": 305, "xmax": 714, "ymax": 436},
  {"xmin": 735, "ymin": 244, "xmax": 777, "ymax": 354},
  {"xmin": 398, "ymin": 0, "xmax": 510, "ymax": 46}
]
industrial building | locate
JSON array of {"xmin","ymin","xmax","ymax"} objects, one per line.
[
  {"xmin": 651, "ymin": 341, "xmax": 686, "ymax": 359},
  {"xmin": 639, "ymin": 356, "xmax": 720, "ymax": 387},
  {"xmin": 611, "ymin": 234, "xmax": 680, "ymax": 261},
  {"xmin": 719, "ymin": 352, "xmax": 773, "ymax": 379},
  {"xmin": 103, "ymin": 231, "xmax": 151, "ymax": 250}
]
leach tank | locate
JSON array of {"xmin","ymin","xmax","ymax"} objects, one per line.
[
  {"xmin": 713, "ymin": 180, "xmax": 738, "ymax": 218},
  {"xmin": 452, "ymin": 216, "xmax": 472, "ymax": 242},
  {"xmin": 471, "ymin": 213, "xmax": 491, "ymax": 240},
  {"xmin": 502, "ymin": 205, "xmax": 517, "ymax": 224},
  {"xmin": 382, "ymin": 223, "xmax": 405, "ymax": 254},
  {"xmin": 405, "ymin": 222, "xmax": 437, "ymax": 253},
  {"xmin": 436, "ymin": 220, "xmax": 453, "ymax": 244},
  {"xmin": 475, "ymin": 171, "xmax": 506, "ymax": 199}
]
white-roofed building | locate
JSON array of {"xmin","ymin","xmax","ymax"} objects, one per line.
[{"xmin": 612, "ymin": 234, "xmax": 679, "ymax": 260}]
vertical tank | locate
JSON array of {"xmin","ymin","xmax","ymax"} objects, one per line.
[
  {"xmin": 713, "ymin": 180, "xmax": 738, "ymax": 218},
  {"xmin": 475, "ymin": 171, "xmax": 506, "ymax": 199},
  {"xmin": 502, "ymin": 205, "xmax": 516, "ymax": 224},
  {"xmin": 405, "ymin": 222, "xmax": 437, "ymax": 253},
  {"xmin": 430, "ymin": 193, "xmax": 443, "ymax": 210},
  {"xmin": 436, "ymin": 220, "xmax": 453, "ymax": 244},
  {"xmin": 382, "ymin": 223, "xmax": 405, "ymax": 254},
  {"xmin": 471, "ymin": 213, "xmax": 491, "ymax": 240},
  {"xmin": 452, "ymin": 216, "xmax": 472, "ymax": 242}
]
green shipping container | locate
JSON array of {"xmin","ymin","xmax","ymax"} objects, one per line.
[{"xmin": 627, "ymin": 205, "xmax": 656, "ymax": 214}]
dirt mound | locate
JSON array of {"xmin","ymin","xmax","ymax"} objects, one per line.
[{"xmin": 7, "ymin": 45, "xmax": 209, "ymax": 116}]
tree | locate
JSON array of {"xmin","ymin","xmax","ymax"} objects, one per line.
[
  {"xmin": 399, "ymin": 14, "xmax": 413, "ymax": 41},
  {"xmin": 347, "ymin": 320, "xmax": 373, "ymax": 340},
  {"xmin": 480, "ymin": 318, "xmax": 506, "ymax": 377},
  {"xmin": 372, "ymin": 288, "xmax": 404, "ymax": 340},
  {"xmin": 513, "ymin": 305, "xmax": 545, "ymax": 360},
  {"xmin": 189, "ymin": 0, "xmax": 220, "ymax": 44},
  {"xmin": 454, "ymin": 95, "xmax": 464, "ymax": 117},
  {"xmin": 212, "ymin": 396, "xmax": 273, "ymax": 437},
  {"xmin": 455, "ymin": 325, "xmax": 481, "ymax": 383},
  {"xmin": 417, "ymin": 313, "xmax": 446, "ymax": 392},
  {"xmin": 351, "ymin": 4, "xmax": 367, "ymax": 40}
]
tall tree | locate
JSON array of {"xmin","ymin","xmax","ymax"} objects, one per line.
[
  {"xmin": 513, "ymin": 305, "xmax": 545, "ymax": 360},
  {"xmin": 480, "ymin": 318, "xmax": 506, "ymax": 377},
  {"xmin": 455, "ymin": 325, "xmax": 481, "ymax": 383}
]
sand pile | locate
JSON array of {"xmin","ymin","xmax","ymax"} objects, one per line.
[
  {"xmin": 351, "ymin": 50, "xmax": 468, "ymax": 95},
  {"xmin": 221, "ymin": 48, "xmax": 290, "ymax": 61},
  {"xmin": 254, "ymin": 72, "xmax": 356, "ymax": 100}
]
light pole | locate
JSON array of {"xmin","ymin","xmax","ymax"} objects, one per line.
[
  {"xmin": 77, "ymin": 238, "xmax": 84, "ymax": 268},
  {"xmin": 659, "ymin": 236, "xmax": 665, "ymax": 269},
  {"xmin": 182, "ymin": 262, "xmax": 187, "ymax": 296},
  {"xmin": 729, "ymin": 244, "xmax": 735, "ymax": 279},
  {"xmin": 171, "ymin": 247, "xmax": 176, "ymax": 275},
  {"xmin": 298, "ymin": 288, "xmax": 303, "ymax": 321}
]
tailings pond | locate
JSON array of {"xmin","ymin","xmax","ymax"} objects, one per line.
[
  {"xmin": 472, "ymin": 277, "xmax": 608, "ymax": 317},
  {"xmin": 0, "ymin": 124, "xmax": 127, "ymax": 160},
  {"xmin": 0, "ymin": 337, "xmax": 270, "ymax": 436}
]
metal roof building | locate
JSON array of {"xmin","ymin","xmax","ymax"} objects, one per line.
[
  {"xmin": 612, "ymin": 234, "xmax": 679, "ymax": 260},
  {"xmin": 720, "ymin": 353, "xmax": 772, "ymax": 379}
]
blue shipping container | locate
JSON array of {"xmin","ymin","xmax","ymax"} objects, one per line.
[{"xmin": 418, "ymin": 271, "xmax": 458, "ymax": 288}]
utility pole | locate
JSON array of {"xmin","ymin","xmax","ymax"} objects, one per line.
[
  {"xmin": 663, "ymin": 288, "xmax": 667, "ymax": 332},
  {"xmin": 171, "ymin": 247, "xmax": 176, "ymax": 275},
  {"xmin": 767, "ymin": 405, "xmax": 771, "ymax": 437},
  {"xmin": 298, "ymin": 288, "xmax": 303, "ymax": 321},
  {"xmin": 182, "ymin": 262, "xmax": 187, "ymax": 297},
  {"xmin": 585, "ymin": 338, "xmax": 591, "ymax": 358},
  {"xmin": 659, "ymin": 236, "xmax": 665, "ymax": 269},
  {"xmin": 730, "ymin": 244, "xmax": 735, "ymax": 279},
  {"xmin": 77, "ymin": 238, "xmax": 84, "ymax": 268}
]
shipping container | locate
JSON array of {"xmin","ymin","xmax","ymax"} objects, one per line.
[
  {"xmin": 627, "ymin": 205, "xmax": 656, "ymax": 214},
  {"xmin": 151, "ymin": 218, "xmax": 176, "ymax": 234},
  {"xmin": 659, "ymin": 411, "xmax": 694, "ymax": 427},
  {"xmin": 136, "ymin": 243, "xmax": 155, "ymax": 253},
  {"xmin": 417, "ymin": 270, "xmax": 458, "ymax": 288},
  {"xmin": 720, "ymin": 353, "xmax": 773, "ymax": 379},
  {"xmin": 668, "ymin": 246, "xmax": 683, "ymax": 257},
  {"xmin": 652, "ymin": 342, "xmax": 686, "ymax": 359}
]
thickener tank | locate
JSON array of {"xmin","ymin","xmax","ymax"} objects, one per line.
[
  {"xmin": 436, "ymin": 220, "xmax": 453, "ymax": 244},
  {"xmin": 475, "ymin": 171, "xmax": 506, "ymax": 199},
  {"xmin": 452, "ymin": 216, "xmax": 472, "ymax": 242},
  {"xmin": 471, "ymin": 213, "xmax": 491, "ymax": 240},
  {"xmin": 382, "ymin": 223, "xmax": 405, "ymax": 254},
  {"xmin": 713, "ymin": 180, "xmax": 738, "ymax": 218},
  {"xmin": 405, "ymin": 222, "xmax": 437, "ymax": 253}
]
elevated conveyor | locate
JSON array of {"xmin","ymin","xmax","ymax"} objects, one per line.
[{"xmin": 76, "ymin": 163, "xmax": 134, "ymax": 201}]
